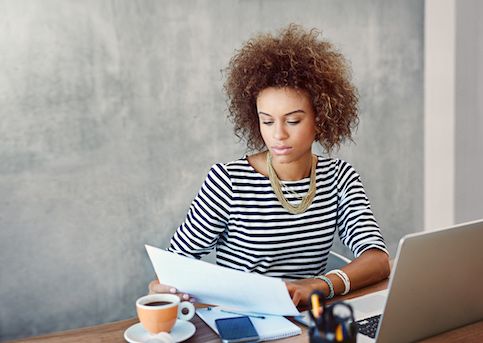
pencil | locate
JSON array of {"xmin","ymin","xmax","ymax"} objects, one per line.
[{"xmin": 311, "ymin": 294, "xmax": 320, "ymax": 318}]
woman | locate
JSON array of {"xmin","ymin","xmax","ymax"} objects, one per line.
[{"xmin": 149, "ymin": 24, "xmax": 390, "ymax": 307}]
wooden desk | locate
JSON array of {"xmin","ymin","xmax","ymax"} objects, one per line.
[{"xmin": 11, "ymin": 279, "xmax": 483, "ymax": 343}]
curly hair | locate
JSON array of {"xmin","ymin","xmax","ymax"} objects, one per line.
[{"xmin": 224, "ymin": 24, "xmax": 359, "ymax": 153}]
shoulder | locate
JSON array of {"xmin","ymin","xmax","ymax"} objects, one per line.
[
  {"xmin": 245, "ymin": 151, "xmax": 268, "ymax": 176},
  {"xmin": 208, "ymin": 156, "xmax": 249, "ymax": 173},
  {"xmin": 316, "ymin": 156, "xmax": 356, "ymax": 171},
  {"xmin": 205, "ymin": 156, "xmax": 253, "ymax": 181},
  {"xmin": 315, "ymin": 156, "xmax": 361, "ymax": 182},
  {"xmin": 315, "ymin": 155, "xmax": 346, "ymax": 172},
  {"xmin": 333, "ymin": 158, "xmax": 358, "ymax": 174}
]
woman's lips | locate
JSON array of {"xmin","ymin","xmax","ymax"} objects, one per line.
[{"xmin": 271, "ymin": 146, "xmax": 293, "ymax": 155}]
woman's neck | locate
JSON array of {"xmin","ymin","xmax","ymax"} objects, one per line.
[{"xmin": 269, "ymin": 151, "xmax": 313, "ymax": 181}]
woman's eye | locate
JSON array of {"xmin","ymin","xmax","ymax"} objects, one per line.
[
  {"xmin": 262, "ymin": 121, "xmax": 274, "ymax": 125},
  {"xmin": 287, "ymin": 121, "xmax": 300, "ymax": 125}
]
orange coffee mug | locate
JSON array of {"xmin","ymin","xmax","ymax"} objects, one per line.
[{"xmin": 136, "ymin": 294, "xmax": 195, "ymax": 334}]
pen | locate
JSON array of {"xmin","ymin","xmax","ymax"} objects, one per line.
[{"xmin": 220, "ymin": 309, "xmax": 266, "ymax": 319}]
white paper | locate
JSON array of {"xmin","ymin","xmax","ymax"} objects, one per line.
[{"xmin": 145, "ymin": 245, "xmax": 300, "ymax": 316}]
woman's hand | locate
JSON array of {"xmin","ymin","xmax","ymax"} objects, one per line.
[
  {"xmin": 285, "ymin": 278, "xmax": 326, "ymax": 307},
  {"xmin": 148, "ymin": 280, "xmax": 196, "ymax": 303},
  {"xmin": 285, "ymin": 249, "xmax": 390, "ymax": 308}
]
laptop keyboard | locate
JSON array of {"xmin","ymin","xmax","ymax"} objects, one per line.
[{"xmin": 357, "ymin": 314, "xmax": 381, "ymax": 338}]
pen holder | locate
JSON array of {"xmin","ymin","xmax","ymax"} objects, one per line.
[{"xmin": 308, "ymin": 291, "xmax": 358, "ymax": 343}]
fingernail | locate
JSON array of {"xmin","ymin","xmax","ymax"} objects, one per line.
[
  {"xmin": 169, "ymin": 288, "xmax": 177, "ymax": 294},
  {"xmin": 189, "ymin": 298, "xmax": 196, "ymax": 303},
  {"xmin": 183, "ymin": 294, "xmax": 189, "ymax": 300}
]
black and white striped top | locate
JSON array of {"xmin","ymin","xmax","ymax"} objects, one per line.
[{"xmin": 168, "ymin": 156, "xmax": 388, "ymax": 279}]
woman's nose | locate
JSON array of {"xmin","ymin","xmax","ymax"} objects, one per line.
[{"xmin": 273, "ymin": 123, "xmax": 289, "ymax": 140}]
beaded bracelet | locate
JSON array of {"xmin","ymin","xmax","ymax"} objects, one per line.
[{"xmin": 314, "ymin": 275, "xmax": 335, "ymax": 299}]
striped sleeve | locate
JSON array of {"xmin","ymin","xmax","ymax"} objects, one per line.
[
  {"xmin": 336, "ymin": 160, "xmax": 389, "ymax": 257},
  {"xmin": 168, "ymin": 163, "xmax": 232, "ymax": 259}
]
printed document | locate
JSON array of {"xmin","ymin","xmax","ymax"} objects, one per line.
[{"xmin": 145, "ymin": 245, "xmax": 300, "ymax": 316}]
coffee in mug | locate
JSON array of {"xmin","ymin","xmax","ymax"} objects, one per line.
[
  {"xmin": 145, "ymin": 301, "xmax": 172, "ymax": 306},
  {"xmin": 136, "ymin": 294, "xmax": 195, "ymax": 334}
]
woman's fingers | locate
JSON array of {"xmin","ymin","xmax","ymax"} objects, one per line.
[
  {"xmin": 285, "ymin": 282, "xmax": 301, "ymax": 306},
  {"xmin": 178, "ymin": 293, "xmax": 197, "ymax": 303},
  {"xmin": 148, "ymin": 280, "xmax": 177, "ymax": 294},
  {"xmin": 290, "ymin": 288, "xmax": 301, "ymax": 306},
  {"xmin": 292, "ymin": 292, "xmax": 301, "ymax": 306},
  {"xmin": 148, "ymin": 280, "xmax": 196, "ymax": 302}
]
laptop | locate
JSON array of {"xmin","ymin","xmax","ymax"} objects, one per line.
[{"xmin": 295, "ymin": 219, "xmax": 483, "ymax": 342}]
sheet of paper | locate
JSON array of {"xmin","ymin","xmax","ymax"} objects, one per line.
[{"xmin": 145, "ymin": 245, "xmax": 300, "ymax": 316}]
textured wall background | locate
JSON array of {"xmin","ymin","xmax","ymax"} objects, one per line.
[{"xmin": 0, "ymin": 0, "xmax": 423, "ymax": 340}]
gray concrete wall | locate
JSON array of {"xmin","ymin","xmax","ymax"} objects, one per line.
[
  {"xmin": 455, "ymin": 0, "xmax": 483, "ymax": 223},
  {"xmin": 0, "ymin": 0, "xmax": 423, "ymax": 340}
]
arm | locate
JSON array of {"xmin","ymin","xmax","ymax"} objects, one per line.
[
  {"xmin": 168, "ymin": 163, "xmax": 232, "ymax": 258},
  {"xmin": 286, "ymin": 248, "xmax": 389, "ymax": 306},
  {"xmin": 287, "ymin": 160, "xmax": 390, "ymax": 306}
]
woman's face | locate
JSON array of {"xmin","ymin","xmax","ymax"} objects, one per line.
[{"xmin": 256, "ymin": 87, "xmax": 316, "ymax": 164}]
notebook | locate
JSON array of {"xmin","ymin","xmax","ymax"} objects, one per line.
[{"xmin": 196, "ymin": 306, "xmax": 301, "ymax": 341}]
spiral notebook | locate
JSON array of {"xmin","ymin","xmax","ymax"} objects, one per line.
[{"xmin": 196, "ymin": 306, "xmax": 301, "ymax": 341}]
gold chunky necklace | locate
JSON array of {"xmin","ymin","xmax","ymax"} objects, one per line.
[{"xmin": 266, "ymin": 152, "xmax": 317, "ymax": 214}]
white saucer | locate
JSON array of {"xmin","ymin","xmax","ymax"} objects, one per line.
[{"xmin": 124, "ymin": 320, "xmax": 196, "ymax": 343}]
